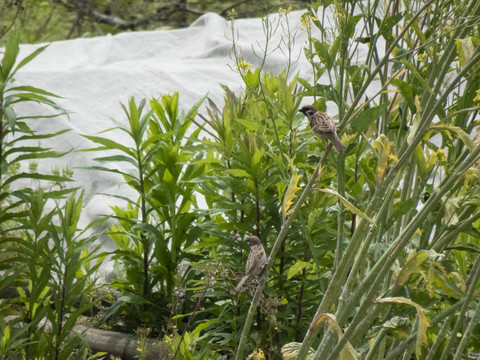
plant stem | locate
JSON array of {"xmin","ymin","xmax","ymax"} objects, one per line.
[
  {"xmin": 440, "ymin": 254, "xmax": 480, "ymax": 360},
  {"xmin": 234, "ymin": 150, "xmax": 329, "ymax": 360}
]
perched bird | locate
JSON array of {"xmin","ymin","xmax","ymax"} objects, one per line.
[
  {"xmin": 298, "ymin": 105, "xmax": 346, "ymax": 153},
  {"xmin": 235, "ymin": 235, "xmax": 267, "ymax": 292}
]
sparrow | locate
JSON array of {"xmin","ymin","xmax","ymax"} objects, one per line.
[
  {"xmin": 298, "ymin": 105, "xmax": 346, "ymax": 153},
  {"xmin": 234, "ymin": 235, "xmax": 267, "ymax": 292}
]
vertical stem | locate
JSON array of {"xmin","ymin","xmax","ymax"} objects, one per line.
[
  {"xmin": 55, "ymin": 264, "xmax": 67, "ymax": 360},
  {"xmin": 440, "ymin": 254, "xmax": 480, "ymax": 360},
  {"xmin": 295, "ymin": 256, "xmax": 308, "ymax": 341},
  {"xmin": 254, "ymin": 176, "xmax": 261, "ymax": 238},
  {"xmin": 235, "ymin": 153, "xmax": 328, "ymax": 360},
  {"xmin": 137, "ymin": 150, "xmax": 149, "ymax": 300},
  {"xmin": 334, "ymin": 154, "xmax": 345, "ymax": 272},
  {"xmin": 0, "ymin": 88, "xmax": 4, "ymax": 185}
]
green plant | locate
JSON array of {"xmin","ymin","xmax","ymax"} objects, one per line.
[
  {"xmin": 228, "ymin": 0, "xmax": 480, "ymax": 359},
  {"xmin": 1, "ymin": 33, "xmax": 103, "ymax": 360},
  {"xmin": 12, "ymin": 190, "xmax": 104, "ymax": 360},
  {"xmin": 83, "ymin": 94, "xmax": 206, "ymax": 330}
]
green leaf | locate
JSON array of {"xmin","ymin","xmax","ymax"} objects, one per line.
[
  {"xmin": 318, "ymin": 188, "xmax": 376, "ymax": 226},
  {"xmin": 9, "ymin": 150, "xmax": 71, "ymax": 165},
  {"xmin": 1, "ymin": 173, "xmax": 73, "ymax": 189},
  {"xmin": 82, "ymin": 134, "xmax": 134, "ymax": 155},
  {"xmin": 345, "ymin": 15, "xmax": 362, "ymax": 40},
  {"xmin": 351, "ymin": 103, "xmax": 389, "ymax": 133},
  {"xmin": 10, "ymin": 92, "xmax": 55, "ymax": 105},
  {"xmin": 11, "ymin": 44, "xmax": 49, "ymax": 78},
  {"xmin": 414, "ymin": 144, "xmax": 428, "ymax": 180},
  {"xmin": 446, "ymin": 242, "xmax": 480, "ymax": 253},
  {"xmin": 378, "ymin": 12, "xmax": 404, "ymax": 43},
  {"xmin": 3, "ymin": 106, "xmax": 17, "ymax": 131},
  {"xmin": 391, "ymin": 79, "xmax": 415, "ymax": 111},
  {"xmin": 297, "ymin": 78, "xmax": 313, "ymax": 92},
  {"xmin": 407, "ymin": 96, "xmax": 422, "ymax": 145},
  {"xmin": 376, "ymin": 297, "xmax": 430, "ymax": 359},
  {"xmin": 6, "ymin": 85, "xmax": 62, "ymax": 98},
  {"xmin": 430, "ymin": 124, "xmax": 475, "ymax": 151},
  {"xmin": 9, "ymin": 129, "xmax": 70, "ymax": 144},
  {"xmin": 225, "ymin": 169, "xmax": 251, "ymax": 178},
  {"xmin": 92, "ymin": 154, "xmax": 137, "ymax": 166},
  {"xmin": 287, "ymin": 260, "xmax": 310, "ymax": 279},
  {"xmin": 456, "ymin": 37, "xmax": 476, "ymax": 68},
  {"xmin": 394, "ymin": 250, "xmax": 429, "ymax": 286},
  {"xmin": 399, "ymin": 60, "xmax": 435, "ymax": 96},
  {"xmin": 1, "ymin": 33, "xmax": 20, "ymax": 81},
  {"xmin": 313, "ymin": 40, "xmax": 332, "ymax": 68},
  {"xmin": 235, "ymin": 118, "xmax": 259, "ymax": 132}
]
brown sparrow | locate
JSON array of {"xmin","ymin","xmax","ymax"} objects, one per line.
[
  {"xmin": 234, "ymin": 235, "xmax": 267, "ymax": 292},
  {"xmin": 299, "ymin": 105, "xmax": 346, "ymax": 153}
]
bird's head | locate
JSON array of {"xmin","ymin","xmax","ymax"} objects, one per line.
[
  {"xmin": 298, "ymin": 105, "xmax": 318, "ymax": 118},
  {"xmin": 246, "ymin": 235, "xmax": 261, "ymax": 247}
]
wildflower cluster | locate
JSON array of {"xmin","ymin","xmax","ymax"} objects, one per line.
[
  {"xmin": 237, "ymin": 60, "xmax": 252, "ymax": 73},
  {"xmin": 278, "ymin": 6, "xmax": 292, "ymax": 14},
  {"xmin": 300, "ymin": 12, "xmax": 318, "ymax": 28},
  {"xmin": 417, "ymin": 53, "xmax": 428, "ymax": 63},
  {"xmin": 228, "ymin": 8, "xmax": 236, "ymax": 20}
]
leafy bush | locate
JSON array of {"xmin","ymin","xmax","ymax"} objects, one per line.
[{"xmin": 0, "ymin": 34, "xmax": 103, "ymax": 360}]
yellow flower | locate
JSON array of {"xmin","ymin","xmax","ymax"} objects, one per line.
[
  {"xmin": 300, "ymin": 13, "xmax": 310, "ymax": 27},
  {"xmin": 137, "ymin": 347, "xmax": 142, "ymax": 352},
  {"xmin": 300, "ymin": 12, "xmax": 318, "ymax": 27},
  {"xmin": 246, "ymin": 348, "xmax": 266, "ymax": 360},
  {"xmin": 417, "ymin": 53, "xmax": 428, "ymax": 63},
  {"xmin": 237, "ymin": 60, "xmax": 252, "ymax": 72},
  {"xmin": 278, "ymin": 6, "xmax": 292, "ymax": 14},
  {"xmin": 473, "ymin": 89, "xmax": 480, "ymax": 106},
  {"xmin": 436, "ymin": 149, "xmax": 446, "ymax": 161},
  {"xmin": 228, "ymin": 8, "xmax": 236, "ymax": 20}
]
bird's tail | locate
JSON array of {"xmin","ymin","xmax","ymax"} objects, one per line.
[
  {"xmin": 330, "ymin": 133, "xmax": 346, "ymax": 153},
  {"xmin": 234, "ymin": 275, "xmax": 249, "ymax": 293}
]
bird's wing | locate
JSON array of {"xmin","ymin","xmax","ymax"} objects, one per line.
[
  {"xmin": 311, "ymin": 113, "xmax": 335, "ymax": 133},
  {"xmin": 245, "ymin": 245, "xmax": 265, "ymax": 274}
]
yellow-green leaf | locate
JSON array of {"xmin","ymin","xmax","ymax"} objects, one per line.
[
  {"xmin": 414, "ymin": 144, "xmax": 428, "ymax": 180},
  {"xmin": 313, "ymin": 314, "xmax": 358, "ymax": 360},
  {"xmin": 376, "ymin": 297, "xmax": 430, "ymax": 360},
  {"xmin": 282, "ymin": 171, "xmax": 302, "ymax": 220},
  {"xmin": 163, "ymin": 168, "xmax": 173, "ymax": 182},
  {"xmin": 226, "ymin": 168, "xmax": 251, "ymax": 178},
  {"xmin": 456, "ymin": 37, "xmax": 476, "ymax": 68},
  {"xmin": 287, "ymin": 260, "xmax": 310, "ymax": 280},
  {"xmin": 407, "ymin": 96, "xmax": 422, "ymax": 145},
  {"xmin": 281, "ymin": 342, "xmax": 315, "ymax": 360},
  {"xmin": 373, "ymin": 134, "xmax": 393, "ymax": 185},
  {"xmin": 394, "ymin": 250, "xmax": 429, "ymax": 286},
  {"xmin": 442, "ymin": 196, "xmax": 461, "ymax": 226},
  {"xmin": 236, "ymin": 118, "xmax": 259, "ymax": 132},
  {"xmin": 318, "ymin": 188, "xmax": 376, "ymax": 226},
  {"xmin": 430, "ymin": 124, "xmax": 474, "ymax": 151}
]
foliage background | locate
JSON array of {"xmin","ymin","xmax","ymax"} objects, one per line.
[{"xmin": 0, "ymin": 0, "xmax": 308, "ymax": 45}]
